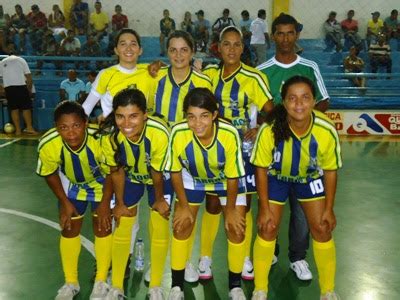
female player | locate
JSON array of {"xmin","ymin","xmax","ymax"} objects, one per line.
[
  {"xmin": 99, "ymin": 88, "xmax": 172, "ymax": 299},
  {"xmin": 250, "ymin": 76, "xmax": 341, "ymax": 300},
  {"xmin": 199, "ymin": 25, "xmax": 273, "ymax": 281},
  {"xmin": 36, "ymin": 101, "xmax": 113, "ymax": 300},
  {"xmin": 165, "ymin": 88, "xmax": 247, "ymax": 300}
]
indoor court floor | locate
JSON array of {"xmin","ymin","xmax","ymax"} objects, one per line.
[{"xmin": 0, "ymin": 134, "xmax": 399, "ymax": 300}]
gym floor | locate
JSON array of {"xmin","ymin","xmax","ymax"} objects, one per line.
[{"xmin": 0, "ymin": 135, "xmax": 398, "ymax": 300}]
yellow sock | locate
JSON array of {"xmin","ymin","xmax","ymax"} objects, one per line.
[
  {"xmin": 171, "ymin": 236, "xmax": 189, "ymax": 270},
  {"xmin": 227, "ymin": 239, "xmax": 246, "ymax": 273},
  {"xmin": 313, "ymin": 238, "xmax": 336, "ymax": 294},
  {"xmin": 253, "ymin": 235, "xmax": 276, "ymax": 292},
  {"xmin": 111, "ymin": 216, "xmax": 135, "ymax": 289},
  {"xmin": 244, "ymin": 210, "xmax": 253, "ymax": 258},
  {"xmin": 200, "ymin": 211, "xmax": 221, "ymax": 257},
  {"xmin": 149, "ymin": 210, "xmax": 170, "ymax": 287},
  {"xmin": 187, "ymin": 221, "xmax": 197, "ymax": 260},
  {"xmin": 94, "ymin": 234, "xmax": 112, "ymax": 282},
  {"xmin": 60, "ymin": 235, "xmax": 81, "ymax": 284}
]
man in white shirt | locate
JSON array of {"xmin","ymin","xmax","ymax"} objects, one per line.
[
  {"xmin": 250, "ymin": 9, "xmax": 270, "ymax": 65},
  {"xmin": 0, "ymin": 51, "xmax": 37, "ymax": 135}
]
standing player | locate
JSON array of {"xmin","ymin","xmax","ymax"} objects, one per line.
[
  {"xmin": 257, "ymin": 13, "xmax": 330, "ymax": 281},
  {"xmin": 36, "ymin": 101, "xmax": 113, "ymax": 300},
  {"xmin": 250, "ymin": 76, "xmax": 341, "ymax": 300},
  {"xmin": 166, "ymin": 88, "xmax": 247, "ymax": 300},
  {"xmin": 99, "ymin": 88, "xmax": 172, "ymax": 299},
  {"xmin": 199, "ymin": 26, "xmax": 273, "ymax": 281}
]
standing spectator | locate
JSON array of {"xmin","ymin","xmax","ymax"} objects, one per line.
[
  {"xmin": 193, "ymin": 10, "xmax": 210, "ymax": 54},
  {"xmin": 240, "ymin": 10, "xmax": 253, "ymax": 65},
  {"xmin": 323, "ymin": 11, "xmax": 342, "ymax": 52},
  {"xmin": 81, "ymin": 33, "xmax": 102, "ymax": 69},
  {"xmin": 344, "ymin": 46, "xmax": 366, "ymax": 88},
  {"xmin": 159, "ymin": 9, "xmax": 175, "ymax": 56},
  {"xmin": 70, "ymin": 0, "xmax": 89, "ymax": 35},
  {"xmin": 48, "ymin": 4, "xmax": 67, "ymax": 38},
  {"xmin": 180, "ymin": 11, "xmax": 194, "ymax": 36},
  {"xmin": 60, "ymin": 69, "xmax": 86, "ymax": 102},
  {"xmin": 384, "ymin": 9, "xmax": 399, "ymax": 40},
  {"xmin": 341, "ymin": 10, "xmax": 362, "ymax": 50},
  {"xmin": 27, "ymin": 4, "xmax": 47, "ymax": 55},
  {"xmin": 212, "ymin": 8, "xmax": 235, "ymax": 35},
  {"xmin": 89, "ymin": 1, "xmax": 109, "ymax": 41},
  {"xmin": 369, "ymin": 34, "xmax": 392, "ymax": 75},
  {"xmin": 367, "ymin": 11, "xmax": 384, "ymax": 46},
  {"xmin": 0, "ymin": 52, "xmax": 37, "ymax": 135},
  {"xmin": 250, "ymin": 9, "xmax": 270, "ymax": 65},
  {"xmin": 9, "ymin": 4, "xmax": 29, "ymax": 53}
]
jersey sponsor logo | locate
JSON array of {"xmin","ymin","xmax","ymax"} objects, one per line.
[{"xmin": 194, "ymin": 176, "xmax": 224, "ymax": 184}]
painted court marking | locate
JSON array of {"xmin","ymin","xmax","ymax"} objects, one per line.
[
  {"xmin": 0, "ymin": 138, "xmax": 22, "ymax": 148},
  {"xmin": 0, "ymin": 208, "xmax": 94, "ymax": 256}
]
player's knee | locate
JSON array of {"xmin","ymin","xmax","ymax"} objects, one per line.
[{"xmin": 309, "ymin": 222, "xmax": 331, "ymax": 241}]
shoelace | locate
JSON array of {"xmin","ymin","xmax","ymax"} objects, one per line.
[{"xmin": 296, "ymin": 260, "xmax": 309, "ymax": 274}]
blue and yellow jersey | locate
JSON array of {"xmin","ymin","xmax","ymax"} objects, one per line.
[
  {"xmin": 151, "ymin": 66, "xmax": 212, "ymax": 124},
  {"xmin": 101, "ymin": 116, "xmax": 170, "ymax": 185},
  {"xmin": 251, "ymin": 110, "xmax": 342, "ymax": 183},
  {"xmin": 91, "ymin": 64, "xmax": 155, "ymax": 116},
  {"xmin": 165, "ymin": 118, "xmax": 245, "ymax": 191},
  {"xmin": 203, "ymin": 62, "xmax": 273, "ymax": 128},
  {"xmin": 36, "ymin": 125, "xmax": 107, "ymax": 202}
]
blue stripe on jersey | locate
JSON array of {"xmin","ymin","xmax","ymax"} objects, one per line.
[
  {"xmin": 273, "ymin": 142, "xmax": 284, "ymax": 171},
  {"xmin": 189, "ymin": 81, "xmax": 195, "ymax": 90},
  {"xmin": 290, "ymin": 139, "xmax": 301, "ymax": 177},
  {"xmin": 86, "ymin": 147, "xmax": 102, "ymax": 178},
  {"xmin": 215, "ymin": 141, "xmax": 226, "ymax": 190},
  {"xmin": 231, "ymin": 79, "xmax": 240, "ymax": 117},
  {"xmin": 201, "ymin": 148, "xmax": 214, "ymax": 178},
  {"xmin": 243, "ymin": 92, "xmax": 249, "ymax": 122},
  {"xmin": 169, "ymin": 84, "xmax": 180, "ymax": 121},
  {"xmin": 68, "ymin": 184, "xmax": 78, "ymax": 200},
  {"xmin": 155, "ymin": 76, "xmax": 167, "ymax": 115},
  {"xmin": 129, "ymin": 143, "xmax": 140, "ymax": 173},
  {"xmin": 60, "ymin": 150, "xmax": 65, "ymax": 175},
  {"xmin": 85, "ymin": 184, "xmax": 95, "ymax": 201},
  {"xmin": 71, "ymin": 153, "xmax": 85, "ymax": 182},
  {"xmin": 120, "ymin": 143, "xmax": 128, "ymax": 166},
  {"xmin": 307, "ymin": 134, "xmax": 318, "ymax": 173},
  {"xmin": 215, "ymin": 79, "xmax": 225, "ymax": 117},
  {"xmin": 185, "ymin": 143, "xmax": 199, "ymax": 177},
  {"xmin": 144, "ymin": 137, "xmax": 151, "ymax": 173}
]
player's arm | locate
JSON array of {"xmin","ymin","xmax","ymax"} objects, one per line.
[
  {"xmin": 224, "ymin": 177, "xmax": 245, "ymax": 236},
  {"xmin": 25, "ymin": 73, "xmax": 33, "ymax": 94},
  {"xmin": 151, "ymin": 168, "xmax": 170, "ymax": 219},
  {"xmin": 321, "ymin": 169, "xmax": 338, "ymax": 232},
  {"xmin": 171, "ymin": 171, "xmax": 194, "ymax": 232},
  {"xmin": 110, "ymin": 167, "xmax": 132, "ymax": 226},
  {"xmin": 255, "ymin": 166, "xmax": 276, "ymax": 233},
  {"xmin": 45, "ymin": 172, "xmax": 78, "ymax": 230},
  {"xmin": 96, "ymin": 175, "xmax": 113, "ymax": 232},
  {"xmin": 82, "ymin": 90, "xmax": 101, "ymax": 116}
]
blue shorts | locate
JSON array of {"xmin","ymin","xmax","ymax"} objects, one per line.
[
  {"xmin": 64, "ymin": 199, "xmax": 100, "ymax": 217},
  {"xmin": 243, "ymin": 155, "xmax": 256, "ymax": 194},
  {"xmin": 184, "ymin": 188, "xmax": 247, "ymax": 206},
  {"xmin": 268, "ymin": 175, "xmax": 325, "ymax": 205},
  {"xmin": 123, "ymin": 176, "xmax": 174, "ymax": 208}
]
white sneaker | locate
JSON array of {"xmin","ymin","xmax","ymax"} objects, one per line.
[
  {"xmin": 184, "ymin": 262, "xmax": 199, "ymax": 282},
  {"xmin": 272, "ymin": 255, "xmax": 278, "ymax": 265},
  {"xmin": 148, "ymin": 287, "xmax": 165, "ymax": 300},
  {"xmin": 144, "ymin": 265, "xmax": 151, "ymax": 283},
  {"xmin": 198, "ymin": 256, "xmax": 213, "ymax": 280},
  {"xmin": 241, "ymin": 257, "xmax": 254, "ymax": 280},
  {"xmin": 167, "ymin": 286, "xmax": 184, "ymax": 300},
  {"xmin": 289, "ymin": 260, "xmax": 313, "ymax": 280},
  {"xmin": 90, "ymin": 281, "xmax": 110, "ymax": 299},
  {"xmin": 229, "ymin": 287, "xmax": 246, "ymax": 300},
  {"xmin": 320, "ymin": 291, "xmax": 341, "ymax": 300},
  {"xmin": 55, "ymin": 283, "xmax": 80, "ymax": 300},
  {"xmin": 251, "ymin": 290, "xmax": 268, "ymax": 300},
  {"xmin": 105, "ymin": 287, "xmax": 126, "ymax": 300}
]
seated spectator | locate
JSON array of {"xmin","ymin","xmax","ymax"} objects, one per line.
[
  {"xmin": 27, "ymin": 4, "xmax": 47, "ymax": 55},
  {"xmin": 250, "ymin": 9, "xmax": 270, "ymax": 65},
  {"xmin": 48, "ymin": 4, "xmax": 67, "ymax": 38},
  {"xmin": 60, "ymin": 69, "xmax": 86, "ymax": 101},
  {"xmin": 81, "ymin": 32, "xmax": 102, "ymax": 69},
  {"xmin": 193, "ymin": 10, "xmax": 210, "ymax": 54},
  {"xmin": 159, "ymin": 9, "xmax": 175, "ymax": 56},
  {"xmin": 9, "ymin": 4, "xmax": 29, "ymax": 53},
  {"xmin": 324, "ymin": 11, "xmax": 342, "ymax": 51},
  {"xmin": 367, "ymin": 11, "xmax": 384, "ymax": 46},
  {"xmin": 112, "ymin": 5, "xmax": 128, "ymax": 32},
  {"xmin": 180, "ymin": 11, "xmax": 194, "ymax": 36},
  {"xmin": 341, "ymin": 10, "xmax": 362, "ymax": 50},
  {"xmin": 344, "ymin": 46, "xmax": 365, "ymax": 88},
  {"xmin": 70, "ymin": 0, "xmax": 89, "ymax": 35},
  {"xmin": 240, "ymin": 10, "xmax": 253, "ymax": 65},
  {"xmin": 212, "ymin": 8, "xmax": 235, "ymax": 35},
  {"xmin": 89, "ymin": 1, "xmax": 109, "ymax": 41},
  {"xmin": 384, "ymin": 9, "xmax": 399, "ymax": 40},
  {"xmin": 0, "ymin": 5, "xmax": 10, "ymax": 37},
  {"xmin": 208, "ymin": 33, "xmax": 221, "ymax": 60},
  {"xmin": 59, "ymin": 29, "xmax": 81, "ymax": 74},
  {"xmin": 36, "ymin": 33, "xmax": 61, "ymax": 74},
  {"xmin": 369, "ymin": 34, "xmax": 392, "ymax": 75}
]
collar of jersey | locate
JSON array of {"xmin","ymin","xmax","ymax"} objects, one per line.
[
  {"xmin": 289, "ymin": 112, "xmax": 314, "ymax": 140},
  {"xmin": 117, "ymin": 64, "xmax": 137, "ymax": 74},
  {"xmin": 168, "ymin": 66, "xmax": 193, "ymax": 87},
  {"xmin": 122, "ymin": 122, "xmax": 146, "ymax": 145},
  {"xmin": 63, "ymin": 129, "xmax": 88, "ymax": 153},
  {"xmin": 193, "ymin": 122, "xmax": 217, "ymax": 150},
  {"xmin": 220, "ymin": 63, "xmax": 242, "ymax": 82},
  {"xmin": 272, "ymin": 55, "xmax": 301, "ymax": 69}
]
